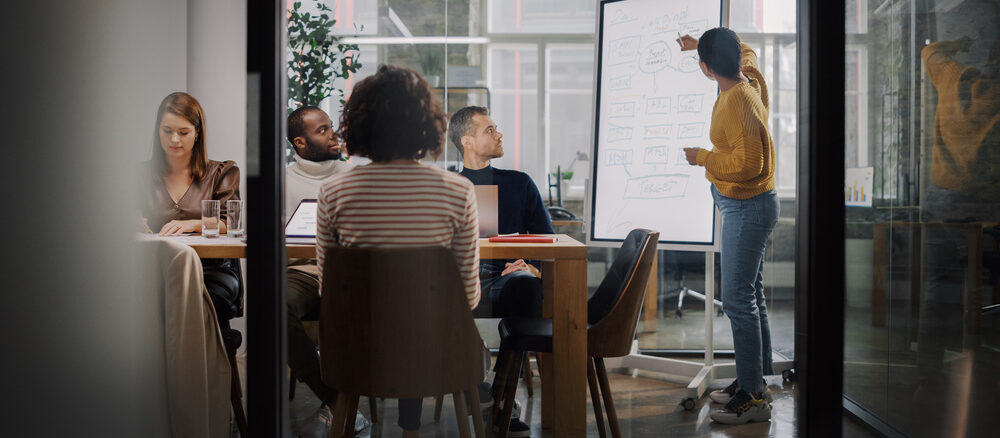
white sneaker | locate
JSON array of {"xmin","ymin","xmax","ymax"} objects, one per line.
[
  {"xmin": 296, "ymin": 406, "xmax": 370, "ymax": 438},
  {"xmin": 709, "ymin": 391, "xmax": 771, "ymax": 425}
]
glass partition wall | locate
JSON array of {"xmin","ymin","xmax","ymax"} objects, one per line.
[
  {"xmin": 306, "ymin": 0, "xmax": 799, "ymax": 358},
  {"xmin": 842, "ymin": 0, "xmax": 1000, "ymax": 436}
]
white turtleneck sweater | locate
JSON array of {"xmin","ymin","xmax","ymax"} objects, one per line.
[
  {"xmin": 285, "ymin": 153, "xmax": 354, "ymax": 219},
  {"xmin": 286, "ymin": 153, "xmax": 354, "ymax": 274}
]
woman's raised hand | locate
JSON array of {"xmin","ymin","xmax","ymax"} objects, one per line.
[{"xmin": 676, "ymin": 34, "xmax": 698, "ymax": 51}]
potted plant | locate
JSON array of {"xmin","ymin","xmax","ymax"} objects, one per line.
[
  {"xmin": 417, "ymin": 46, "xmax": 444, "ymax": 87},
  {"xmin": 549, "ymin": 169, "xmax": 574, "ymax": 197},
  {"xmin": 550, "ymin": 169, "xmax": 574, "ymax": 182},
  {"xmin": 286, "ymin": 0, "xmax": 363, "ymax": 161}
]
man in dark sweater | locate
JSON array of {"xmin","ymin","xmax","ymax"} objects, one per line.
[
  {"xmin": 450, "ymin": 106, "xmax": 550, "ymax": 437},
  {"xmin": 449, "ymin": 106, "xmax": 554, "ymax": 319}
]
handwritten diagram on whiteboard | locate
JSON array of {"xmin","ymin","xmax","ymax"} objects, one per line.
[{"xmin": 590, "ymin": 0, "xmax": 720, "ymax": 246}]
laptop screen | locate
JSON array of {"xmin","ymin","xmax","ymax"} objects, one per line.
[
  {"xmin": 285, "ymin": 199, "xmax": 318, "ymax": 238},
  {"xmin": 474, "ymin": 185, "xmax": 499, "ymax": 238}
]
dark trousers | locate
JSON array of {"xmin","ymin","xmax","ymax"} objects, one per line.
[
  {"xmin": 397, "ymin": 399, "xmax": 422, "ymax": 431},
  {"xmin": 483, "ymin": 269, "xmax": 544, "ymax": 319},
  {"xmin": 483, "ymin": 268, "xmax": 544, "ymax": 399},
  {"xmin": 286, "ymin": 268, "xmax": 339, "ymax": 406}
]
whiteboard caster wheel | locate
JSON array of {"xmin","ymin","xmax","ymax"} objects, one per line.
[
  {"xmin": 681, "ymin": 398, "xmax": 696, "ymax": 411},
  {"xmin": 675, "ymin": 309, "xmax": 683, "ymax": 318},
  {"xmin": 782, "ymin": 369, "xmax": 796, "ymax": 382},
  {"xmin": 716, "ymin": 308, "xmax": 724, "ymax": 317}
]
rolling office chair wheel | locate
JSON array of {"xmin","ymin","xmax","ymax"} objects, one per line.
[
  {"xmin": 681, "ymin": 397, "xmax": 696, "ymax": 411},
  {"xmin": 782, "ymin": 369, "xmax": 796, "ymax": 382}
]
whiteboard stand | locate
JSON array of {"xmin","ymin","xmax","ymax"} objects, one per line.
[{"xmin": 604, "ymin": 250, "xmax": 794, "ymax": 410}]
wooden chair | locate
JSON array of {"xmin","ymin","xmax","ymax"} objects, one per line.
[
  {"xmin": 492, "ymin": 229, "xmax": 658, "ymax": 438},
  {"xmin": 319, "ymin": 246, "xmax": 487, "ymax": 438}
]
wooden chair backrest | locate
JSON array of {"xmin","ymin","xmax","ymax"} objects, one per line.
[
  {"xmin": 319, "ymin": 245, "xmax": 484, "ymax": 399},
  {"xmin": 588, "ymin": 229, "xmax": 659, "ymax": 358}
]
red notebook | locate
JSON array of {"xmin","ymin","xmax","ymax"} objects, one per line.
[{"xmin": 487, "ymin": 235, "xmax": 557, "ymax": 243}]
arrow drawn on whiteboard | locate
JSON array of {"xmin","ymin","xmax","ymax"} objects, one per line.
[{"xmin": 604, "ymin": 202, "xmax": 633, "ymax": 234}]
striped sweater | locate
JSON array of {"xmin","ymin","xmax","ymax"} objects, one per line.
[
  {"xmin": 696, "ymin": 42, "xmax": 776, "ymax": 200},
  {"xmin": 315, "ymin": 163, "xmax": 481, "ymax": 308}
]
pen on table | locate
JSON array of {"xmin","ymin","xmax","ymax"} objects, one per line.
[{"xmin": 496, "ymin": 232, "xmax": 520, "ymax": 237}]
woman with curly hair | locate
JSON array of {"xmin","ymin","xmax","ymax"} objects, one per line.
[{"xmin": 315, "ymin": 65, "xmax": 481, "ymax": 437}]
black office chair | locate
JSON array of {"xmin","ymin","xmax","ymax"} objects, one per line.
[
  {"xmin": 492, "ymin": 229, "xmax": 658, "ymax": 438},
  {"xmin": 658, "ymin": 250, "xmax": 723, "ymax": 318},
  {"xmin": 202, "ymin": 258, "xmax": 248, "ymax": 437}
]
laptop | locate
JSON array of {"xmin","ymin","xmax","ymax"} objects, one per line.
[
  {"xmin": 286, "ymin": 199, "xmax": 318, "ymax": 243},
  {"xmin": 475, "ymin": 185, "xmax": 499, "ymax": 238}
]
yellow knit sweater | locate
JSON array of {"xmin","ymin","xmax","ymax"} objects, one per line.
[
  {"xmin": 922, "ymin": 41, "xmax": 1000, "ymax": 195},
  {"xmin": 695, "ymin": 43, "xmax": 775, "ymax": 200}
]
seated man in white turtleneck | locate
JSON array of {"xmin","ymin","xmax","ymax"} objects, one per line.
[
  {"xmin": 284, "ymin": 106, "xmax": 368, "ymax": 437},
  {"xmin": 285, "ymin": 106, "xmax": 353, "ymax": 216}
]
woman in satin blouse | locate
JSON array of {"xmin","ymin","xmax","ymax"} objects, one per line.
[
  {"xmin": 142, "ymin": 91, "xmax": 244, "ymax": 322},
  {"xmin": 143, "ymin": 92, "xmax": 240, "ymax": 234}
]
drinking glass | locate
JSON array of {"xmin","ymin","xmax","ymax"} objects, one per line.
[
  {"xmin": 201, "ymin": 199, "xmax": 220, "ymax": 238},
  {"xmin": 227, "ymin": 200, "xmax": 245, "ymax": 238}
]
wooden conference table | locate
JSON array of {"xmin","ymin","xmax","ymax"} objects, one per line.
[{"xmin": 185, "ymin": 233, "xmax": 589, "ymax": 436}]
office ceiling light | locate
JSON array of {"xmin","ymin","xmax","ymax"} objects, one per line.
[{"xmin": 340, "ymin": 36, "xmax": 491, "ymax": 45}]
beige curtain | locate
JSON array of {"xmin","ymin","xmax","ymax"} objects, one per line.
[{"xmin": 145, "ymin": 238, "xmax": 231, "ymax": 437}]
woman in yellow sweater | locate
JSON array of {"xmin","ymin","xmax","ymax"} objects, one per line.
[{"xmin": 678, "ymin": 28, "xmax": 778, "ymax": 425}]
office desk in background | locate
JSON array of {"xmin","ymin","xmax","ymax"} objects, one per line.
[
  {"xmin": 871, "ymin": 221, "xmax": 997, "ymax": 336},
  {"xmin": 174, "ymin": 233, "xmax": 590, "ymax": 436}
]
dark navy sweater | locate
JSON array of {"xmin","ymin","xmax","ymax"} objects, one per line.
[
  {"xmin": 460, "ymin": 165, "xmax": 554, "ymax": 273},
  {"xmin": 460, "ymin": 165, "xmax": 554, "ymax": 235}
]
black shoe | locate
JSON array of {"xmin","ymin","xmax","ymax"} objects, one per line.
[
  {"xmin": 709, "ymin": 379, "xmax": 739, "ymax": 404},
  {"xmin": 493, "ymin": 418, "xmax": 531, "ymax": 437}
]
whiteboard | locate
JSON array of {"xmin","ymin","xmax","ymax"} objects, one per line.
[{"xmin": 587, "ymin": 0, "xmax": 722, "ymax": 249}]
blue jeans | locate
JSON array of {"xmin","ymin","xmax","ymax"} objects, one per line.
[{"xmin": 712, "ymin": 186, "xmax": 779, "ymax": 393}]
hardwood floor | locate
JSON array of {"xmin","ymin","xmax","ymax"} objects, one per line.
[{"xmin": 280, "ymin": 367, "xmax": 872, "ymax": 437}]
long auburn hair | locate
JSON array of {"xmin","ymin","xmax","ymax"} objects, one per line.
[{"xmin": 153, "ymin": 92, "xmax": 209, "ymax": 180}]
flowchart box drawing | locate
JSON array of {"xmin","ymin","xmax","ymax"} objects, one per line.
[
  {"xmin": 605, "ymin": 149, "xmax": 633, "ymax": 165},
  {"xmin": 624, "ymin": 174, "xmax": 690, "ymax": 199}
]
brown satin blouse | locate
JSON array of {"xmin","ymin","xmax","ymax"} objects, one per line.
[{"xmin": 143, "ymin": 160, "xmax": 241, "ymax": 230}]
